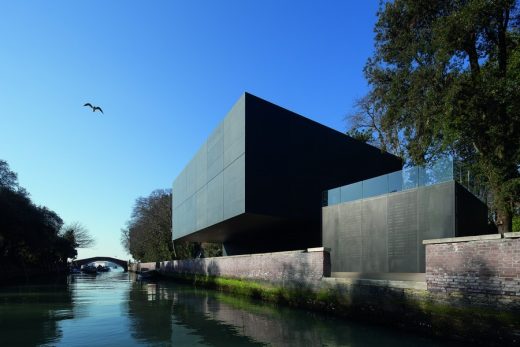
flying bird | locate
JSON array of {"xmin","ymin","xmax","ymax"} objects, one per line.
[{"xmin": 83, "ymin": 103, "xmax": 104, "ymax": 114}]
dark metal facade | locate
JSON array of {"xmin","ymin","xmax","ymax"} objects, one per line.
[
  {"xmin": 172, "ymin": 93, "xmax": 402, "ymax": 255},
  {"xmin": 322, "ymin": 181, "xmax": 488, "ymax": 273}
]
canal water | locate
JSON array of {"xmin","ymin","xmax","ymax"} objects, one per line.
[{"xmin": 0, "ymin": 270, "xmax": 460, "ymax": 346}]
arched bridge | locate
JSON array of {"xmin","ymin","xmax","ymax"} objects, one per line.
[{"xmin": 74, "ymin": 257, "xmax": 128, "ymax": 272}]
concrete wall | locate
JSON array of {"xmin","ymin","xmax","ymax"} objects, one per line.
[
  {"xmin": 424, "ymin": 233, "xmax": 520, "ymax": 297},
  {"xmin": 133, "ymin": 248, "xmax": 331, "ymax": 284}
]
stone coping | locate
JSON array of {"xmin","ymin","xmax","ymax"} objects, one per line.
[
  {"xmin": 323, "ymin": 277, "xmax": 427, "ymax": 290},
  {"xmin": 306, "ymin": 247, "xmax": 331, "ymax": 253},
  {"xmin": 504, "ymin": 232, "xmax": 520, "ymax": 238},
  {"xmin": 331, "ymin": 271, "xmax": 425, "ymax": 282},
  {"xmin": 422, "ymin": 234, "xmax": 501, "ymax": 245}
]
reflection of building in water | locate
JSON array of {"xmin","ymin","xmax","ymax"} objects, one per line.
[{"xmin": 127, "ymin": 282, "xmax": 172, "ymax": 344}]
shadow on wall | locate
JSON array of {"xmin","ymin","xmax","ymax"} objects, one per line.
[
  {"xmin": 321, "ymin": 253, "xmax": 519, "ymax": 346},
  {"xmin": 158, "ymin": 258, "xmax": 222, "ymax": 278}
]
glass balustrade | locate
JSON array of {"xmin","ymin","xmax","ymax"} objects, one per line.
[{"xmin": 323, "ymin": 156, "xmax": 459, "ymax": 206}]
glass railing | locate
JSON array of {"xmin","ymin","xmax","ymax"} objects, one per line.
[{"xmin": 323, "ymin": 156, "xmax": 455, "ymax": 206}]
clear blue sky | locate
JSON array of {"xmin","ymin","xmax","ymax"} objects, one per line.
[{"xmin": 0, "ymin": 1, "xmax": 380, "ymax": 260}]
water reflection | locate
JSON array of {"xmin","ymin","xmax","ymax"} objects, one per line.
[
  {"xmin": 127, "ymin": 280, "xmax": 458, "ymax": 347},
  {"xmin": 0, "ymin": 273, "xmax": 460, "ymax": 346},
  {"xmin": 0, "ymin": 277, "xmax": 73, "ymax": 346}
]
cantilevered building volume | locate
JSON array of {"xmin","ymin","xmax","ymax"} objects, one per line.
[{"xmin": 172, "ymin": 93, "xmax": 402, "ymax": 255}]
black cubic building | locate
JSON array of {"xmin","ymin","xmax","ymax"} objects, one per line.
[{"xmin": 172, "ymin": 93, "xmax": 402, "ymax": 255}]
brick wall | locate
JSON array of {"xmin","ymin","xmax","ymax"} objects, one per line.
[
  {"xmin": 425, "ymin": 234, "xmax": 520, "ymax": 297},
  {"xmin": 149, "ymin": 248, "xmax": 330, "ymax": 284}
]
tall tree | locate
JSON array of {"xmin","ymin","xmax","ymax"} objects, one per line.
[
  {"xmin": 350, "ymin": 0, "xmax": 520, "ymax": 233},
  {"xmin": 122, "ymin": 189, "xmax": 174, "ymax": 262}
]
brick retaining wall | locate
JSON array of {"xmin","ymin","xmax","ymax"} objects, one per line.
[
  {"xmin": 424, "ymin": 233, "xmax": 520, "ymax": 297},
  {"xmin": 132, "ymin": 247, "xmax": 331, "ymax": 284}
]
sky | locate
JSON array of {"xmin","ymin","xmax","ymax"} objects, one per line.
[{"xmin": 0, "ymin": 1, "xmax": 381, "ymax": 260}]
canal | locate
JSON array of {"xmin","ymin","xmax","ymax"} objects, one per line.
[{"xmin": 0, "ymin": 270, "xmax": 462, "ymax": 346}]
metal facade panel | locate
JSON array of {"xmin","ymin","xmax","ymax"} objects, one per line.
[
  {"xmin": 173, "ymin": 92, "xmax": 402, "ymax": 248},
  {"xmin": 388, "ymin": 190, "xmax": 418, "ymax": 272},
  {"xmin": 323, "ymin": 181, "xmax": 459, "ymax": 274},
  {"xmin": 207, "ymin": 123, "xmax": 224, "ymax": 182},
  {"xmin": 417, "ymin": 181, "xmax": 456, "ymax": 271},
  {"xmin": 223, "ymin": 154, "xmax": 246, "ymax": 220},
  {"xmin": 172, "ymin": 169, "xmax": 186, "ymax": 210},
  {"xmin": 194, "ymin": 144, "xmax": 207, "ymax": 192},
  {"xmin": 223, "ymin": 96, "xmax": 245, "ymax": 168},
  {"xmin": 206, "ymin": 172, "xmax": 224, "ymax": 228},
  {"xmin": 361, "ymin": 197, "xmax": 388, "ymax": 272},
  {"xmin": 195, "ymin": 188, "xmax": 207, "ymax": 231},
  {"xmin": 322, "ymin": 205, "xmax": 340, "ymax": 271},
  {"xmin": 338, "ymin": 201, "xmax": 363, "ymax": 272},
  {"xmin": 172, "ymin": 95, "xmax": 246, "ymax": 240}
]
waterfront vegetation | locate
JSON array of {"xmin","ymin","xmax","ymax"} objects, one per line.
[
  {"xmin": 160, "ymin": 272, "xmax": 520, "ymax": 345},
  {"xmin": 120, "ymin": 189, "xmax": 221, "ymax": 262},
  {"xmin": 348, "ymin": 0, "xmax": 520, "ymax": 233},
  {"xmin": 0, "ymin": 160, "xmax": 94, "ymax": 279}
]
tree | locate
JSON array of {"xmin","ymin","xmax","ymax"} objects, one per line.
[
  {"xmin": 347, "ymin": 93, "xmax": 406, "ymax": 158},
  {"xmin": 0, "ymin": 159, "xmax": 19, "ymax": 190},
  {"xmin": 122, "ymin": 189, "xmax": 175, "ymax": 262},
  {"xmin": 350, "ymin": 0, "xmax": 520, "ymax": 233},
  {"xmin": 60, "ymin": 222, "xmax": 96, "ymax": 249},
  {"xmin": 0, "ymin": 159, "xmax": 80, "ymax": 271},
  {"xmin": 121, "ymin": 189, "xmax": 222, "ymax": 262}
]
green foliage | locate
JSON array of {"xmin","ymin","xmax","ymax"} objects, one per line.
[
  {"xmin": 122, "ymin": 189, "xmax": 174, "ymax": 262},
  {"xmin": 0, "ymin": 159, "xmax": 76, "ymax": 270},
  {"xmin": 351, "ymin": 0, "xmax": 520, "ymax": 232},
  {"xmin": 346, "ymin": 128, "xmax": 373, "ymax": 143},
  {"xmin": 513, "ymin": 214, "xmax": 520, "ymax": 232}
]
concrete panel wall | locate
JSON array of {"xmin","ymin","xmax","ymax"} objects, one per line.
[
  {"xmin": 172, "ymin": 95, "xmax": 246, "ymax": 239},
  {"xmin": 323, "ymin": 181, "xmax": 458, "ymax": 273}
]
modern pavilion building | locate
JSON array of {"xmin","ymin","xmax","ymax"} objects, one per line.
[{"xmin": 172, "ymin": 93, "xmax": 402, "ymax": 255}]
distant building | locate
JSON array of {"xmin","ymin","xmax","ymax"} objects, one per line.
[{"xmin": 172, "ymin": 93, "xmax": 402, "ymax": 255}]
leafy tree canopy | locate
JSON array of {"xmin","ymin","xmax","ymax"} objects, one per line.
[
  {"xmin": 0, "ymin": 159, "xmax": 79, "ymax": 269},
  {"xmin": 349, "ymin": 0, "xmax": 520, "ymax": 232}
]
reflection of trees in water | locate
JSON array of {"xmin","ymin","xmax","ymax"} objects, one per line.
[{"xmin": 0, "ymin": 278, "xmax": 73, "ymax": 346}]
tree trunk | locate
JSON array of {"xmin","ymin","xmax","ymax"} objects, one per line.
[{"xmin": 496, "ymin": 207, "xmax": 512, "ymax": 234}]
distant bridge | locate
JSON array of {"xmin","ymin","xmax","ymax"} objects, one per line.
[{"xmin": 74, "ymin": 257, "xmax": 128, "ymax": 272}]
